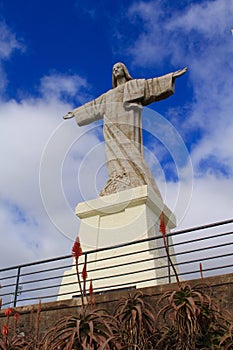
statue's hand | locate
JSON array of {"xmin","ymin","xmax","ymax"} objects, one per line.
[
  {"xmin": 63, "ymin": 111, "xmax": 75, "ymax": 120},
  {"xmin": 173, "ymin": 67, "xmax": 188, "ymax": 78}
]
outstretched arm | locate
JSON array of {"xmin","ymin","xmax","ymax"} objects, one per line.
[
  {"xmin": 173, "ymin": 67, "xmax": 188, "ymax": 78},
  {"xmin": 63, "ymin": 111, "xmax": 75, "ymax": 119},
  {"xmin": 63, "ymin": 93, "xmax": 106, "ymax": 126}
]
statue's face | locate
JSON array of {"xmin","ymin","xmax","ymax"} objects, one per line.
[{"xmin": 113, "ymin": 63, "xmax": 125, "ymax": 80}]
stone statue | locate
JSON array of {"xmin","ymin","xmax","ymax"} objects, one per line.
[{"xmin": 64, "ymin": 62, "xmax": 187, "ymax": 197}]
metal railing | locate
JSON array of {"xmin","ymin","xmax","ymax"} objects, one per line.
[{"xmin": 0, "ymin": 219, "xmax": 232, "ymax": 308}]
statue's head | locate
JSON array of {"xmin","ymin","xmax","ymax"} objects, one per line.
[{"xmin": 112, "ymin": 62, "xmax": 133, "ymax": 88}]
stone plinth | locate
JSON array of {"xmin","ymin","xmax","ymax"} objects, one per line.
[{"xmin": 58, "ymin": 185, "xmax": 176, "ymax": 300}]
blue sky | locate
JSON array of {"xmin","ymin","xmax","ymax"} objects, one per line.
[{"xmin": 0, "ymin": 0, "xmax": 233, "ymax": 268}]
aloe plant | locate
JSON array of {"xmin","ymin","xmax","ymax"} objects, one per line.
[
  {"xmin": 114, "ymin": 291, "xmax": 158, "ymax": 349},
  {"xmin": 40, "ymin": 237, "xmax": 119, "ymax": 350},
  {"xmin": 41, "ymin": 306, "xmax": 119, "ymax": 350},
  {"xmin": 157, "ymin": 282, "xmax": 213, "ymax": 349},
  {"xmin": 219, "ymin": 323, "xmax": 233, "ymax": 349},
  {"xmin": 0, "ymin": 335, "xmax": 34, "ymax": 350},
  {"xmin": 0, "ymin": 309, "xmax": 35, "ymax": 350}
]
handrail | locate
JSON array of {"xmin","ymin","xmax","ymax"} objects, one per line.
[{"xmin": 0, "ymin": 219, "xmax": 232, "ymax": 308}]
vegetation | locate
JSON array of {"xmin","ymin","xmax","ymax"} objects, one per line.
[{"xmin": 0, "ymin": 214, "xmax": 232, "ymax": 349}]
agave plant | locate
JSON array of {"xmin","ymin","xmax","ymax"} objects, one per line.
[
  {"xmin": 114, "ymin": 291, "xmax": 157, "ymax": 349},
  {"xmin": 41, "ymin": 305, "xmax": 119, "ymax": 350}
]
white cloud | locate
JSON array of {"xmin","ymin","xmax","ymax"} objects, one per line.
[
  {"xmin": 120, "ymin": 0, "xmax": 233, "ymax": 237},
  {"xmin": 39, "ymin": 73, "xmax": 89, "ymax": 103},
  {"xmin": 0, "ymin": 73, "xmax": 95, "ymax": 268},
  {"xmin": 127, "ymin": 0, "xmax": 233, "ymax": 67},
  {"xmin": 127, "ymin": 0, "xmax": 233, "ymax": 173},
  {"xmin": 0, "ymin": 21, "xmax": 24, "ymax": 60},
  {"xmin": 165, "ymin": 174, "xmax": 233, "ymax": 227},
  {"xmin": 0, "ymin": 21, "xmax": 25, "ymax": 93},
  {"xmin": 0, "ymin": 20, "xmax": 103, "ymax": 269},
  {"xmin": 169, "ymin": 0, "xmax": 233, "ymax": 37},
  {"xmin": 126, "ymin": 2, "xmax": 166, "ymax": 66}
]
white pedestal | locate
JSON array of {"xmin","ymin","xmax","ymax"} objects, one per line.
[{"xmin": 58, "ymin": 186, "xmax": 176, "ymax": 300}]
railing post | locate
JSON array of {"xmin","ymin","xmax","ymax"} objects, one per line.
[
  {"xmin": 13, "ymin": 267, "xmax": 21, "ymax": 307},
  {"xmin": 167, "ymin": 234, "xmax": 171, "ymax": 284}
]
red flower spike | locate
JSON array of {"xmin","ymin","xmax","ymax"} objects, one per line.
[
  {"xmin": 89, "ymin": 279, "xmax": 93, "ymax": 296},
  {"xmin": 81, "ymin": 261, "xmax": 87, "ymax": 281},
  {"xmin": 160, "ymin": 211, "xmax": 166, "ymax": 237},
  {"xmin": 14, "ymin": 312, "xmax": 19, "ymax": 320},
  {"xmin": 200, "ymin": 262, "xmax": 203, "ymax": 279},
  {"xmin": 5, "ymin": 308, "xmax": 13, "ymax": 316},
  {"xmin": 72, "ymin": 236, "xmax": 82, "ymax": 260},
  {"xmin": 2, "ymin": 324, "xmax": 9, "ymax": 336}
]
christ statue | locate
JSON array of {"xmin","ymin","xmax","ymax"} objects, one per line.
[{"xmin": 63, "ymin": 62, "xmax": 187, "ymax": 198}]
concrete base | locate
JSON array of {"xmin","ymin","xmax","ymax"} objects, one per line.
[{"xmin": 58, "ymin": 185, "xmax": 177, "ymax": 300}]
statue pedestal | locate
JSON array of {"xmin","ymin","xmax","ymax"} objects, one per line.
[{"xmin": 58, "ymin": 185, "xmax": 176, "ymax": 300}]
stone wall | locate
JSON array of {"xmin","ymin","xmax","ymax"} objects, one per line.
[{"xmin": 0, "ymin": 273, "xmax": 232, "ymax": 339}]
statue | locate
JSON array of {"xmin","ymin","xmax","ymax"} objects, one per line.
[{"xmin": 64, "ymin": 62, "xmax": 187, "ymax": 197}]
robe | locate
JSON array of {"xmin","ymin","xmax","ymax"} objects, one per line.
[{"xmin": 70, "ymin": 73, "xmax": 175, "ymax": 197}]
